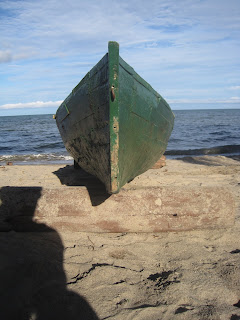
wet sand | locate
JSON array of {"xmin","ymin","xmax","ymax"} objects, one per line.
[{"xmin": 0, "ymin": 156, "xmax": 240, "ymax": 319}]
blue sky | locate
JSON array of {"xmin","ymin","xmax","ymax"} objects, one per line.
[{"xmin": 0, "ymin": 0, "xmax": 240, "ymax": 116}]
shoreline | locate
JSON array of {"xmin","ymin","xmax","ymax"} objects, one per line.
[
  {"xmin": 1, "ymin": 152, "xmax": 240, "ymax": 166},
  {"xmin": 0, "ymin": 155, "xmax": 239, "ymax": 177}
]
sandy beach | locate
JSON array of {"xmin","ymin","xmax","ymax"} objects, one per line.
[{"xmin": 0, "ymin": 155, "xmax": 240, "ymax": 319}]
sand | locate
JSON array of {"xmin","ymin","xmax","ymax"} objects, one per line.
[{"xmin": 0, "ymin": 156, "xmax": 240, "ymax": 319}]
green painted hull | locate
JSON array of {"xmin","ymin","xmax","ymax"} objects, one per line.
[{"xmin": 55, "ymin": 42, "xmax": 174, "ymax": 194}]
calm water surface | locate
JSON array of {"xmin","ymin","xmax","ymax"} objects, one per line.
[{"xmin": 0, "ymin": 109, "xmax": 239, "ymax": 164}]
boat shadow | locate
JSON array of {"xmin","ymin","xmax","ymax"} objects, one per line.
[
  {"xmin": 0, "ymin": 186, "xmax": 99, "ymax": 320},
  {"xmin": 53, "ymin": 165, "xmax": 111, "ymax": 206}
]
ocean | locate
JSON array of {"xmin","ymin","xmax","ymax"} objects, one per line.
[{"xmin": 0, "ymin": 109, "xmax": 239, "ymax": 165}]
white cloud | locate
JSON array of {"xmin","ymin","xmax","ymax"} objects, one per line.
[
  {"xmin": 230, "ymin": 96, "xmax": 240, "ymax": 101},
  {"xmin": 229, "ymin": 86, "xmax": 240, "ymax": 90},
  {"xmin": 1, "ymin": 98, "xmax": 239, "ymax": 112},
  {"xmin": 0, "ymin": 100, "xmax": 63, "ymax": 110},
  {"xmin": 169, "ymin": 98, "xmax": 240, "ymax": 104},
  {"xmin": 0, "ymin": 0, "xmax": 240, "ymax": 113},
  {"xmin": 0, "ymin": 50, "xmax": 12, "ymax": 63},
  {"xmin": 1, "ymin": 0, "xmax": 239, "ymax": 61}
]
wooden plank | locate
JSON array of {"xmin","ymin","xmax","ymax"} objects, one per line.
[
  {"xmin": 117, "ymin": 54, "xmax": 174, "ymax": 191},
  {"xmin": 108, "ymin": 41, "xmax": 120, "ymax": 193}
]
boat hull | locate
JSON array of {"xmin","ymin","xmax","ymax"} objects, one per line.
[{"xmin": 56, "ymin": 42, "xmax": 174, "ymax": 194}]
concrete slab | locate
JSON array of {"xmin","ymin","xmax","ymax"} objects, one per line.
[
  {"xmin": 0, "ymin": 185, "xmax": 235, "ymax": 233},
  {"xmin": 0, "ymin": 160, "xmax": 237, "ymax": 232}
]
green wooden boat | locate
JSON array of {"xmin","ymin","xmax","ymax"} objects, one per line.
[{"xmin": 55, "ymin": 42, "xmax": 174, "ymax": 194}]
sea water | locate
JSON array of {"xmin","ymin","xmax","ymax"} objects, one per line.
[
  {"xmin": 166, "ymin": 109, "xmax": 240, "ymax": 157},
  {"xmin": 0, "ymin": 109, "xmax": 239, "ymax": 165}
]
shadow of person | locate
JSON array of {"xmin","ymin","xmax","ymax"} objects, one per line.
[
  {"xmin": 0, "ymin": 186, "xmax": 99, "ymax": 320},
  {"xmin": 53, "ymin": 165, "xmax": 111, "ymax": 206}
]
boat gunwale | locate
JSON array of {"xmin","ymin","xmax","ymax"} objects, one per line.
[
  {"xmin": 118, "ymin": 57, "xmax": 173, "ymax": 114},
  {"xmin": 71, "ymin": 53, "xmax": 109, "ymax": 96}
]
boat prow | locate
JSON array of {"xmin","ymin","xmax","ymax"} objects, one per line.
[{"xmin": 55, "ymin": 42, "xmax": 174, "ymax": 194}]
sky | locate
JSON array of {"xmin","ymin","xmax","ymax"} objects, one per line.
[{"xmin": 0, "ymin": 0, "xmax": 240, "ymax": 116}]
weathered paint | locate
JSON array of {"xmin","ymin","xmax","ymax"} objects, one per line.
[
  {"xmin": 108, "ymin": 41, "xmax": 120, "ymax": 193},
  {"xmin": 56, "ymin": 53, "xmax": 112, "ymax": 192},
  {"xmin": 117, "ymin": 56, "xmax": 174, "ymax": 191},
  {"xmin": 56, "ymin": 41, "xmax": 174, "ymax": 194}
]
